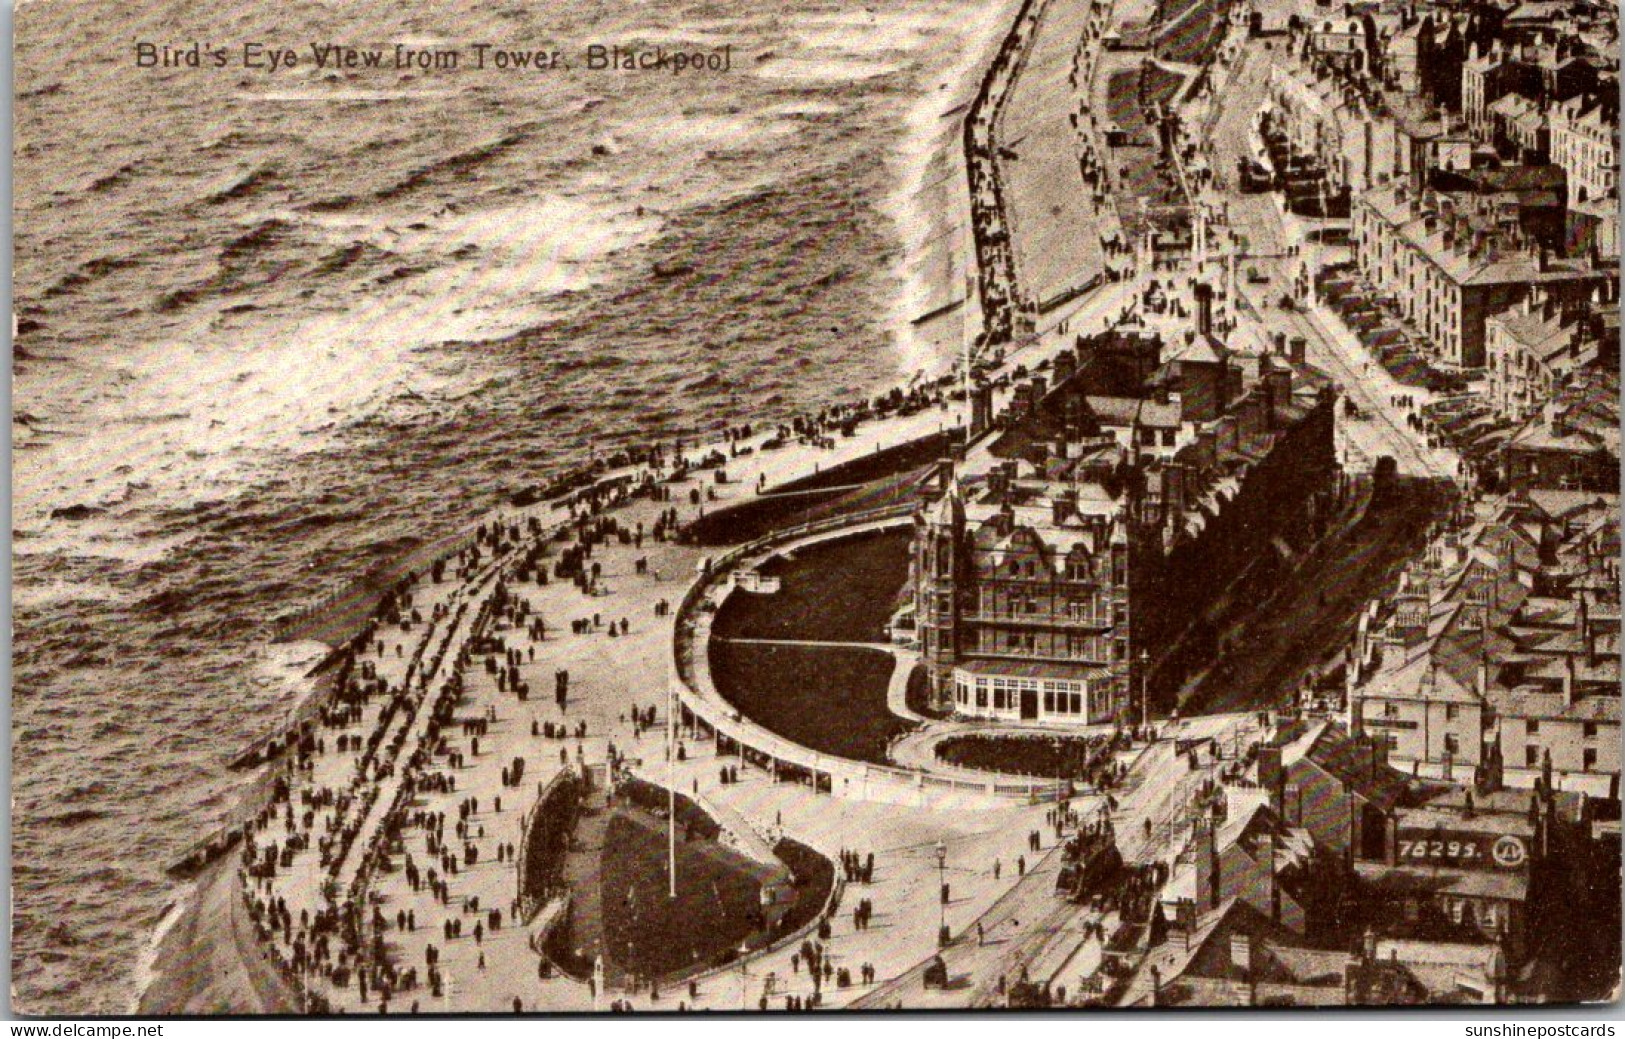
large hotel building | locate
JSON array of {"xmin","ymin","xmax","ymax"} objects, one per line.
[{"xmin": 910, "ymin": 286, "xmax": 1341, "ymax": 725}]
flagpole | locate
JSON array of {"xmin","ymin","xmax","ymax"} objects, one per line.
[
  {"xmin": 963, "ymin": 216, "xmax": 976, "ymax": 438},
  {"xmin": 668, "ymin": 667, "xmax": 678, "ymax": 899}
]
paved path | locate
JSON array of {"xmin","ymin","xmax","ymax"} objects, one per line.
[
  {"xmin": 1181, "ymin": 32, "xmax": 1460, "ymax": 482},
  {"xmin": 851, "ymin": 836, "xmax": 1082, "ymax": 1009},
  {"xmin": 858, "ymin": 713, "xmax": 1265, "ymax": 1007},
  {"xmin": 198, "ymin": 0, "xmax": 1334, "ymax": 1014}
]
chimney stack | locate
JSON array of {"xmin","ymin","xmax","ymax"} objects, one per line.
[
  {"xmin": 1194, "ymin": 806, "xmax": 1221, "ymax": 909},
  {"xmin": 972, "ymin": 383, "xmax": 994, "ymax": 435},
  {"xmin": 1195, "ymin": 282, "xmax": 1215, "ymax": 339},
  {"xmin": 1054, "ymin": 349, "xmax": 1078, "ymax": 383},
  {"xmin": 1230, "ymin": 934, "xmax": 1254, "ymax": 977},
  {"xmin": 1258, "ymin": 744, "xmax": 1284, "ymax": 802}
]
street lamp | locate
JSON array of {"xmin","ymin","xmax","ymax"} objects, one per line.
[
  {"xmin": 935, "ymin": 841, "xmax": 950, "ymax": 947},
  {"xmin": 1139, "ymin": 649, "xmax": 1152, "ymax": 739}
]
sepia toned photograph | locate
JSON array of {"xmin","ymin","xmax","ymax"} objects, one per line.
[{"xmin": 9, "ymin": 0, "xmax": 1621, "ymax": 1018}]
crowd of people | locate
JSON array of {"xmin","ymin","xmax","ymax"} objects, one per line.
[{"xmin": 226, "ymin": 298, "xmax": 1157, "ymax": 1014}]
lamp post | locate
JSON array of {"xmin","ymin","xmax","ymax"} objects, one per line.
[
  {"xmin": 667, "ymin": 667, "xmax": 678, "ymax": 900},
  {"xmin": 935, "ymin": 841, "xmax": 950, "ymax": 947},
  {"xmin": 1139, "ymin": 649, "xmax": 1151, "ymax": 739}
]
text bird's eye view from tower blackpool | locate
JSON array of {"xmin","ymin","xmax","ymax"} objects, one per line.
[{"xmin": 9, "ymin": 0, "xmax": 1624, "ymax": 1019}]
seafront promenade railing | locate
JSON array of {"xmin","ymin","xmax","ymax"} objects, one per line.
[{"xmin": 670, "ymin": 505, "xmax": 1063, "ymax": 807}]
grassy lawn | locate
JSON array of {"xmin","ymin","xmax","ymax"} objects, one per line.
[
  {"xmin": 905, "ymin": 662, "xmax": 952, "ymax": 719},
  {"xmin": 772, "ymin": 837, "xmax": 837, "ymax": 938},
  {"xmin": 936, "ymin": 734, "xmax": 1116, "ymax": 781},
  {"xmin": 597, "ymin": 807, "xmax": 836, "ymax": 985},
  {"xmin": 713, "ymin": 529, "xmax": 911, "ymax": 643},
  {"xmin": 599, "ymin": 807, "xmax": 774, "ymax": 984},
  {"xmin": 710, "ymin": 642, "xmax": 911, "ymax": 763},
  {"xmin": 1154, "ymin": 0, "xmax": 1231, "ymax": 66}
]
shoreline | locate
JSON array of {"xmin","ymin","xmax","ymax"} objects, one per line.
[
  {"xmin": 135, "ymin": 853, "xmax": 302, "ymax": 1016},
  {"xmin": 134, "ymin": 0, "xmax": 1025, "ymax": 1014},
  {"xmin": 885, "ymin": 0, "xmax": 1030, "ymax": 380}
]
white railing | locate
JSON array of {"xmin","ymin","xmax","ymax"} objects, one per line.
[{"xmin": 671, "ymin": 508, "xmax": 1064, "ymax": 807}]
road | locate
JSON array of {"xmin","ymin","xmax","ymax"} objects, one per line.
[
  {"xmin": 854, "ymin": 715, "xmax": 1262, "ymax": 1007},
  {"xmin": 1189, "ymin": 35, "xmax": 1459, "ymax": 481}
]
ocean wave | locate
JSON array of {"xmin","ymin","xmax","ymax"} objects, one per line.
[
  {"xmin": 84, "ymin": 161, "xmax": 142, "ymax": 194},
  {"xmin": 17, "ymin": 81, "xmax": 62, "ymax": 100},
  {"xmin": 50, "ymin": 504, "xmax": 107, "ymax": 521},
  {"xmin": 154, "ymin": 219, "xmax": 300, "ymax": 312},
  {"xmin": 198, "ymin": 130, "xmax": 278, "ymax": 153},
  {"xmin": 303, "ymin": 192, "xmax": 364, "ymax": 214},
  {"xmin": 112, "ymin": 411, "xmax": 190, "ymax": 426},
  {"xmin": 204, "ymin": 165, "xmax": 280, "ymax": 205},
  {"xmin": 219, "ymin": 218, "xmax": 297, "ymax": 264},
  {"xmin": 311, "ymin": 240, "xmax": 395, "ymax": 278},
  {"xmin": 371, "ymin": 129, "xmax": 529, "ymax": 202},
  {"xmin": 36, "ymin": 809, "xmax": 108, "ymax": 828},
  {"xmin": 44, "ymin": 255, "xmax": 141, "ymax": 298},
  {"xmin": 375, "ymin": 263, "xmax": 432, "ymax": 285}
]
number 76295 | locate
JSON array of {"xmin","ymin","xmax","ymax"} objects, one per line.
[{"xmin": 1397, "ymin": 838, "xmax": 1476, "ymax": 860}]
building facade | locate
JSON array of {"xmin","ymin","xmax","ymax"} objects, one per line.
[
  {"xmin": 914, "ymin": 305, "xmax": 1340, "ymax": 724},
  {"xmin": 1548, "ymin": 93, "xmax": 1619, "ymax": 207},
  {"xmin": 1352, "ymin": 182, "xmax": 1612, "ymax": 367}
]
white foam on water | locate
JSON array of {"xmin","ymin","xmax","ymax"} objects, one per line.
[
  {"xmin": 873, "ymin": 0, "xmax": 1012, "ymax": 380},
  {"xmin": 750, "ymin": 54, "xmax": 909, "ymax": 82},
  {"xmin": 252, "ymin": 639, "xmax": 333, "ymax": 716},
  {"xmin": 127, "ymin": 884, "xmax": 196, "ymax": 1015},
  {"xmin": 13, "ymin": 193, "xmax": 663, "ymax": 566},
  {"xmin": 10, "ymin": 578, "xmax": 133, "ymax": 611}
]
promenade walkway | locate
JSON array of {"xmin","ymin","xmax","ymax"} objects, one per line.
[
  {"xmin": 188, "ymin": 0, "xmax": 1189, "ymax": 1006},
  {"xmin": 856, "ymin": 713, "xmax": 1262, "ymax": 1008}
]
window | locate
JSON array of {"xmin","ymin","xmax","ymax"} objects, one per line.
[
  {"xmin": 1526, "ymin": 746, "xmax": 1539, "ymax": 768},
  {"xmin": 1007, "ymin": 632, "xmax": 1020, "ymax": 649},
  {"xmin": 1446, "ymin": 704, "xmax": 1459, "ymax": 721},
  {"xmin": 1044, "ymin": 691, "xmax": 1056, "ymax": 713},
  {"xmin": 1584, "ymin": 722, "xmax": 1598, "ymax": 738},
  {"xmin": 1584, "ymin": 748, "xmax": 1598, "ymax": 771},
  {"xmin": 1526, "ymin": 719, "xmax": 1539, "ymax": 735},
  {"xmin": 1384, "ymin": 702, "xmax": 1399, "ymax": 719},
  {"xmin": 976, "ymin": 688, "xmax": 988, "ymax": 708},
  {"xmin": 1444, "ymin": 734, "xmax": 1460, "ymax": 755}
]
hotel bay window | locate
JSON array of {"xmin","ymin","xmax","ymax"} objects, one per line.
[{"xmin": 952, "ymin": 670, "xmax": 1117, "ymax": 723}]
